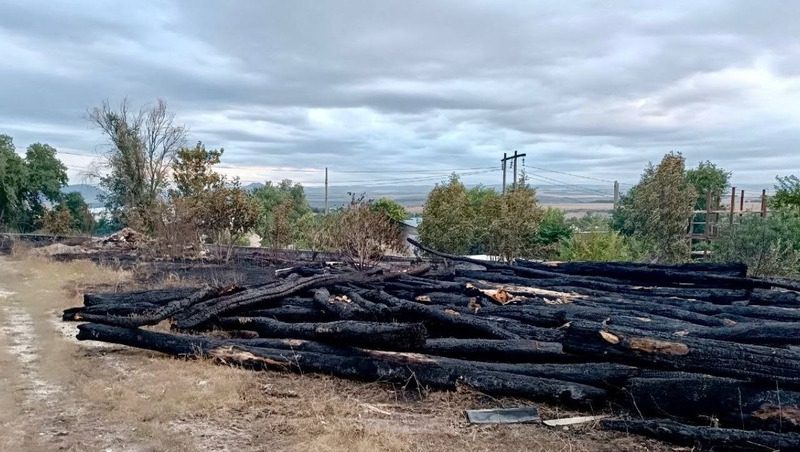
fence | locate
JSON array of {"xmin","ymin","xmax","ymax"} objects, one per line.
[{"xmin": 688, "ymin": 187, "xmax": 768, "ymax": 258}]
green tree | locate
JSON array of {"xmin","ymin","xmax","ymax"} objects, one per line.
[
  {"xmin": 23, "ymin": 143, "xmax": 68, "ymax": 228},
  {"xmin": 371, "ymin": 197, "xmax": 408, "ymax": 223},
  {"xmin": 483, "ymin": 183, "xmax": 544, "ymax": 262},
  {"xmin": 467, "ymin": 185, "xmax": 501, "ymax": 254},
  {"xmin": 62, "ymin": 192, "xmax": 95, "ymax": 233},
  {"xmin": 0, "ymin": 135, "xmax": 28, "ymax": 230},
  {"xmin": 686, "ymin": 161, "xmax": 730, "ymax": 209},
  {"xmin": 0, "ymin": 136, "xmax": 69, "ymax": 232},
  {"xmin": 773, "ymin": 175, "xmax": 800, "ymax": 211},
  {"xmin": 173, "ymin": 142, "xmax": 224, "ymax": 197},
  {"xmin": 419, "ymin": 174, "xmax": 475, "ymax": 254},
  {"xmin": 198, "ymin": 179, "xmax": 261, "ymax": 261},
  {"xmin": 612, "ymin": 152, "xmax": 696, "ymax": 263},
  {"xmin": 252, "ymin": 179, "xmax": 311, "ymax": 248},
  {"xmin": 535, "ymin": 207, "xmax": 572, "ymax": 252}
]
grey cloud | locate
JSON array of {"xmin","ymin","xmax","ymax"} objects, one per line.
[{"xmin": 0, "ymin": 0, "xmax": 798, "ymax": 187}]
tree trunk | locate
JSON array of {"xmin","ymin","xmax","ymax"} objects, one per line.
[{"xmin": 217, "ymin": 317, "xmax": 427, "ymax": 351}]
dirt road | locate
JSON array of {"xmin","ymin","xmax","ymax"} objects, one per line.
[{"xmin": 0, "ymin": 254, "xmax": 668, "ymax": 452}]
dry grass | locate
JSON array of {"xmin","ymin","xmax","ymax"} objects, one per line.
[{"xmin": 0, "ymin": 250, "xmax": 672, "ymax": 452}]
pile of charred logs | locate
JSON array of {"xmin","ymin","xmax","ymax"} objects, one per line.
[{"xmin": 64, "ymin": 238, "xmax": 800, "ymax": 450}]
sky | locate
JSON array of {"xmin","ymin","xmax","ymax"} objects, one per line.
[{"xmin": 1, "ymin": 0, "xmax": 798, "ymax": 190}]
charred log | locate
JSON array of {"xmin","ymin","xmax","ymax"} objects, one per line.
[
  {"xmin": 601, "ymin": 418, "xmax": 800, "ymax": 451},
  {"xmin": 217, "ymin": 317, "xmax": 427, "ymax": 351}
]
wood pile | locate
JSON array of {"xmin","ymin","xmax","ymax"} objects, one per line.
[{"xmin": 64, "ymin": 238, "xmax": 800, "ymax": 450}]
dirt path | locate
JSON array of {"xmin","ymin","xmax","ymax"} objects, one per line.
[{"xmin": 0, "ymin": 254, "xmax": 669, "ymax": 452}]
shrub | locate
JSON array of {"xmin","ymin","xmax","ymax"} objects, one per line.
[
  {"xmin": 559, "ymin": 231, "xmax": 633, "ymax": 262},
  {"xmin": 712, "ymin": 210, "xmax": 800, "ymax": 277},
  {"xmin": 331, "ymin": 197, "xmax": 405, "ymax": 270}
]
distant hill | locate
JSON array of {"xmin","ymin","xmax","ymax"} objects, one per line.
[{"xmin": 63, "ymin": 184, "xmax": 105, "ymax": 208}]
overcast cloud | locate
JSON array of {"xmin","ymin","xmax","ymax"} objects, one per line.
[{"xmin": 1, "ymin": 0, "xmax": 798, "ymax": 188}]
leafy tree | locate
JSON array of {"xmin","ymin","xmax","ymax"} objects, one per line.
[
  {"xmin": 173, "ymin": 142, "xmax": 224, "ymax": 197},
  {"xmin": 198, "ymin": 179, "xmax": 261, "ymax": 261},
  {"xmin": 252, "ymin": 179, "xmax": 311, "ymax": 248},
  {"xmin": 94, "ymin": 215, "xmax": 122, "ymax": 236},
  {"xmin": 371, "ymin": 197, "xmax": 408, "ymax": 223},
  {"xmin": 612, "ymin": 152, "xmax": 696, "ymax": 263},
  {"xmin": 467, "ymin": 185, "xmax": 501, "ymax": 254},
  {"xmin": 62, "ymin": 192, "xmax": 95, "ymax": 233},
  {"xmin": 0, "ymin": 136, "xmax": 69, "ymax": 232},
  {"xmin": 713, "ymin": 209, "xmax": 800, "ymax": 277},
  {"xmin": 482, "ymin": 182, "xmax": 544, "ymax": 262},
  {"xmin": 419, "ymin": 174, "xmax": 475, "ymax": 254},
  {"xmin": 560, "ymin": 231, "xmax": 633, "ymax": 261},
  {"xmin": 773, "ymin": 175, "xmax": 800, "ymax": 211},
  {"xmin": 0, "ymin": 134, "xmax": 28, "ymax": 230},
  {"xmin": 23, "ymin": 143, "xmax": 69, "ymax": 228},
  {"xmin": 89, "ymin": 99, "xmax": 186, "ymax": 228},
  {"xmin": 686, "ymin": 161, "xmax": 730, "ymax": 209},
  {"xmin": 536, "ymin": 207, "xmax": 572, "ymax": 244}
]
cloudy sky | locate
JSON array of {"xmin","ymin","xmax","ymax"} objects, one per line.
[{"xmin": 1, "ymin": 0, "xmax": 798, "ymax": 190}]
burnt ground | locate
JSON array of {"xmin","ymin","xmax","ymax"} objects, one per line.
[{"xmin": 0, "ymin": 250, "xmax": 675, "ymax": 452}]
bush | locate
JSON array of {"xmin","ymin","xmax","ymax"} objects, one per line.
[
  {"xmin": 712, "ymin": 210, "xmax": 800, "ymax": 277},
  {"xmin": 536, "ymin": 207, "xmax": 572, "ymax": 245},
  {"xmin": 559, "ymin": 231, "xmax": 633, "ymax": 262},
  {"xmin": 330, "ymin": 197, "xmax": 405, "ymax": 270}
]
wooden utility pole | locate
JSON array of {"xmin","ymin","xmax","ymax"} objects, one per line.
[
  {"xmin": 512, "ymin": 150, "xmax": 519, "ymax": 189},
  {"xmin": 324, "ymin": 167, "xmax": 329, "ymax": 214},
  {"xmin": 501, "ymin": 152, "xmax": 507, "ymax": 194},
  {"xmin": 501, "ymin": 151, "xmax": 526, "ymax": 191}
]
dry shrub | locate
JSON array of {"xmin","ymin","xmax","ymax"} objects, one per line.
[
  {"xmin": 331, "ymin": 196, "xmax": 406, "ymax": 270},
  {"xmin": 149, "ymin": 197, "xmax": 201, "ymax": 259}
]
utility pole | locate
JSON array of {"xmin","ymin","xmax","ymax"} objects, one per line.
[
  {"xmin": 501, "ymin": 151, "xmax": 526, "ymax": 191},
  {"xmin": 512, "ymin": 150, "xmax": 519, "ymax": 189},
  {"xmin": 324, "ymin": 167, "xmax": 329, "ymax": 214},
  {"xmin": 501, "ymin": 152, "xmax": 507, "ymax": 194},
  {"xmin": 613, "ymin": 181, "xmax": 620, "ymax": 206}
]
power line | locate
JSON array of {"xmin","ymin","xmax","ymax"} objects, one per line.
[
  {"xmin": 524, "ymin": 163, "xmax": 634, "ymax": 186},
  {"xmin": 524, "ymin": 167, "xmax": 614, "ymax": 196}
]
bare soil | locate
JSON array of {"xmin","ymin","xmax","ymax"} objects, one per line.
[{"xmin": 0, "ymin": 253, "xmax": 674, "ymax": 452}]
